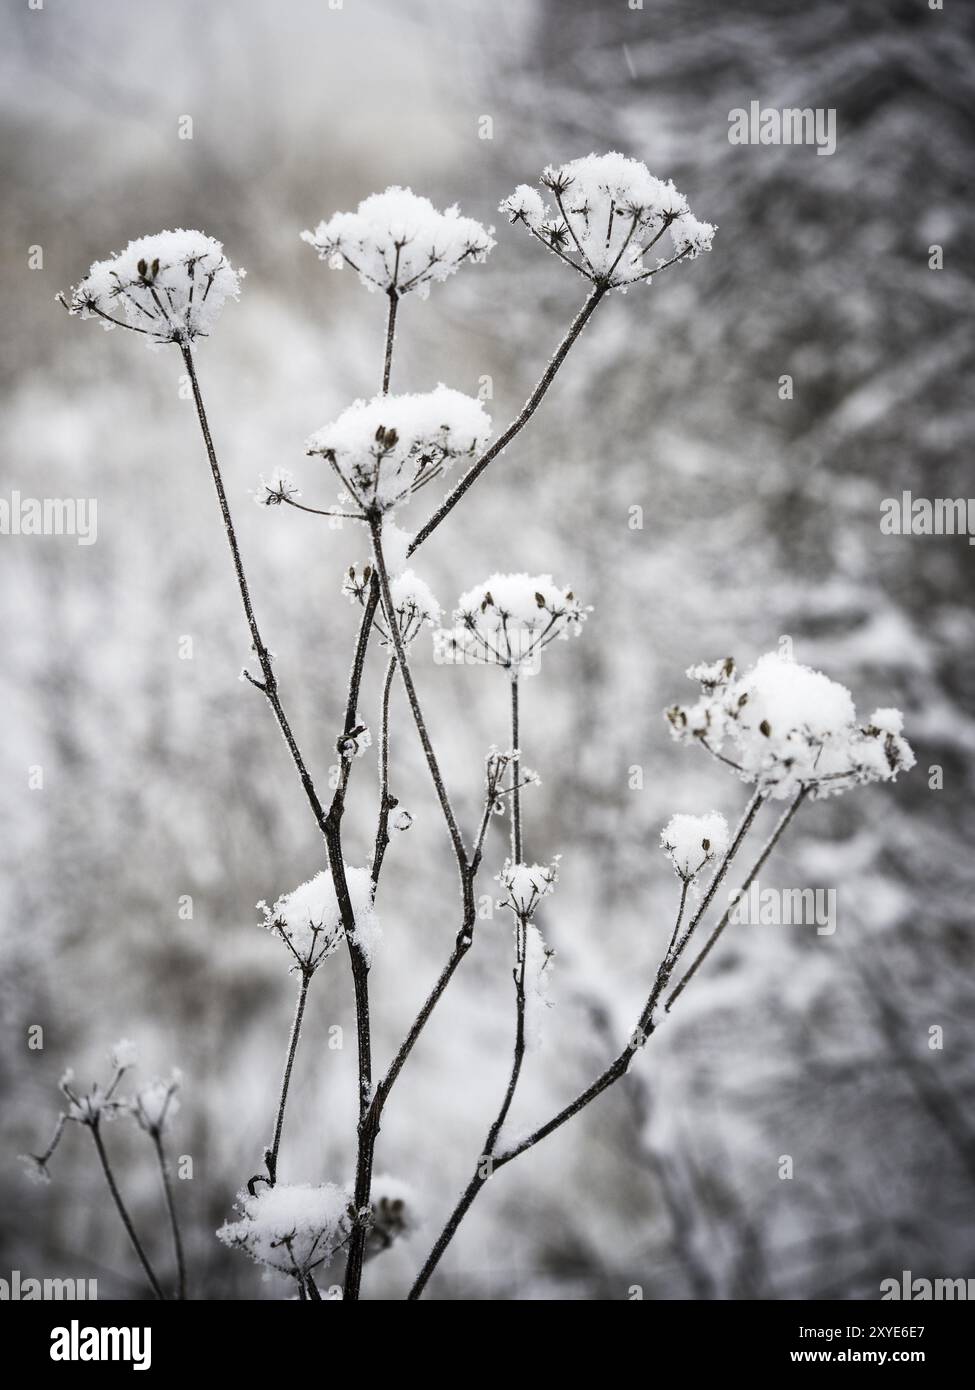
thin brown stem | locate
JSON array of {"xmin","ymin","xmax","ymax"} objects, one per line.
[
  {"xmin": 666, "ymin": 787, "xmax": 808, "ymax": 1010},
  {"xmin": 265, "ymin": 970, "xmax": 312, "ymax": 1186},
  {"xmin": 371, "ymin": 655, "xmax": 398, "ymax": 888},
  {"xmin": 408, "ymin": 282, "xmax": 607, "ymax": 554},
  {"xmin": 370, "ymin": 518, "xmax": 468, "ymax": 871},
  {"xmin": 408, "ymin": 792, "xmax": 769, "ymax": 1297},
  {"xmin": 382, "ymin": 290, "xmax": 398, "ymax": 395},
  {"xmin": 90, "ymin": 1124, "xmax": 165, "ymax": 1300},
  {"xmin": 181, "ymin": 348, "xmax": 332, "ymax": 842},
  {"xmin": 152, "ymin": 1132, "xmax": 187, "ymax": 1300},
  {"xmin": 510, "ymin": 676, "xmax": 522, "ymax": 863}
]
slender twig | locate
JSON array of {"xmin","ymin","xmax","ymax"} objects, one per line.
[
  {"xmin": 371, "ymin": 655, "xmax": 398, "ymax": 888},
  {"xmin": 382, "ymin": 289, "xmax": 398, "ymax": 395},
  {"xmin": 182, "ymin": 348, "xmax": 379, "ymax": 1257},
  {"xmin": 151, "ymin": 1132, "xmax": 187, "ymax": 1300},
  {"xmin": 408, "ymin": 792, "xmax": 768, "ymax": 1297},
  {"xmin": 370, "ymin": 518, "xmax": 468, "ymax": 871},
  {"xmin": 408, "ymin": 282, "xmax": 607, "ymax": 554},
  {"xmin": 181, "ymin": 348, "xmax": 332, "ymax": 842},
  {"xmin": 510, "ymin": 675, "xmax": 522, "ymax": 863},
  {"xmin": 89, "ymin": 1124, "xmax": 165, "ymax": 1300},
  {"xmin": 265, "ymin": 970, "xmax": 312, "ymax": 1186},
  {"xmin": 666, "ymin": 787, "xmax": 808, "ymax": 1010}
]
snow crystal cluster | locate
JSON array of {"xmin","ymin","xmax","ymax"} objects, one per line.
[
  {"xmin": 667, "ymin": 652, "xmax": 916, "ymax": 800},
  {"xmin": 301, "ymin": 188, "xmax": 495, "ymax": 299},
  {"xmin": 307, "ymin": 385, "xmax": 491, "ymax": 512},
  {"xmin": 258, "ymin": 866, "xmax": 380, "ymax": 970},
  {"xmin": 64, "ymin": 230, "xmax": 243, "ymax": 347},
  {"xmin": 436, "ymin": 574, "xmax": 587, "ymax": 676},
  {"xmin": 217, "ymin": 1183, "xmax": 352, "ymax": 1282},
  {"xmin": 500, "ymin": 153, "xmax": 715, "ymax": 288},
  {"xmin": 498, "ymin": 859, "xmax": 560, "ymax": 918},
  {"xmin": 660, "ymin": 812, "xmax": 730, "ymax": 880}
]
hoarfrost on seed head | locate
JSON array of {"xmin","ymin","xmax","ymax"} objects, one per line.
[
  {"xmin": 437, "ymin": 573, "xmax": 587, "ymax": 675},
  {"xmin": 63, "ymin": 229, "xmax": 243, "ymax": 347},
  {"xmin": 258, "ymin": 865, "xmax": 379, "ymax": 970},
  {"xmin": 307, "ymin": 385, "xmax": 491, "ymax": 512},
  {"xmin": 667, "ymin": 651, "xmax": 915, "ymax": 799},
  {"xmin": 301, "ymin": 187, "xmax": 495, "ymax": 299},
  {"xmin": 217, "ymin": 1182, "xmax": 352, "ymax": 1279},
  {"xmin": 501, "ymin": 153, "xmax": 714, "ymax": 287},
  {"xmin": 660, "ymin": 812, "xmax": 730, "ymax": 880},
  {"xmin": 498, "ymin": 859, "xmax": 560, "ymax": 918}
]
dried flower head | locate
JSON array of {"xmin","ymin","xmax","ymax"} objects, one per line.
[
  {"xmin": 253, "ymin": 467, "xmax": 301, "ymax": 507},
  {"xmin": 258, "ymin": 865, "xmax": 380, "ymax": 971},
  {"xmin": 217, "ymin": 1183, "xmax": 352, "ymax": 1282},
  {"xmin": 660, "ymin": 812, "xmax": 730, "ymax": 880},
  {"xmin": 61, "ymin": 230, "xmax": 243, "ymax": 347},
  {"xmin": 667, "ymin": 652, "xmax": 916, "ymax": 800},
  {"xmin": 308, "ymin": 386, "xmax": 491, "ymax": 513},
  {"xmin": 364, "ymin": 1175, "xmax": 420, "ymax": 1259},
  {"xmin": 501, "ymin": 153, "xmax": 714, "ymax": 288},
  {"xmin": 498, "ymin": 858, "xmax": 560, "ymax": 918},
  {"xmin": 302, "ymin": 188, "xmax": 494, "ymax": 300},
  {"xmin": 131, "ymin": 1072, "xmax": 182, "ymax": 1137},
  {"xmin": 437, "ymin": 573, "xmax": 588, "ymax": 676}
]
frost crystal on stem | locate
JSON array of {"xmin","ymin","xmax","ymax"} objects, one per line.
[
  {"xmin": 61, "ymin": 230, "xmax": 243, "ymax": 347},
  {"xmin": 301, "ymin": 188, "xmax": 494, "ymax": 299}
]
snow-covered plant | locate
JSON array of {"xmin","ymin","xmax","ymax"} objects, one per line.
[
  {"xmin": 33, "ymin": 149, "xmax": 917, "ymax": 1303},
  {"xmin": 23, "ymin": 1043, "xmax": 185, "ymax": 1299},
  {"xmin": 301, "ymin": 188, "xmax": 494, "ymax": 300},
  {"xmin": 436, "ymin": 573, "xmax": 587, "ymax": 675},
  {"xmin": 307, "ymin": 386, "xmax": 491, "ymax": 513},
  {"xmin": 667, "ymin": 651, "xmax": 916, "ymax": 800},
  {"xmin": 217, "ymin": 1183, "xmax": 352, "ymax": 1296},
  {"xmin": 258, "ymin": 867, "xmax": 378, "ymax": 972},
  {"xmin": 661, "ymin": 812, "xmax": 730, "ymax": 882},
  {"xmin": 60, "ymin": 230, "xmax": 243, "ymax": 347},
  {"xmin": 344, "ymin": 565, "xmax": 441, "ymax": 648},
  {"xmin": 501, "ymin": 152, "xmax": 714, "ymax": 289},
  {"xmin": 498, "ymin": 858, "xmax": 560, "ymax": 918}
]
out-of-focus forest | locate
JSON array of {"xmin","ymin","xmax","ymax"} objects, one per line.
[{"xmin": 1, "ymin": 0, "xmax": 973, "ymax": 1299}]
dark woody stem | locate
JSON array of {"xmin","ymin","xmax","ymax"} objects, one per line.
[
  {"xmin": 90, "ymin": 1123, "xmax": 165, "ymax": 1300},
  {"xmin": 408, "ymin": 282, "xmax": 607, "ymax": 554}
]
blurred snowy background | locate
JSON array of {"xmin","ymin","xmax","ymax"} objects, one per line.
[{"xmin": 2, "ymin": 0, "xmax": 974, "ymax": 1300}]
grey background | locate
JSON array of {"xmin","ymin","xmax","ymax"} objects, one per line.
[{"xmin": 1, "ymin": 0, "xmax": 973, "ymax": 1299}]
